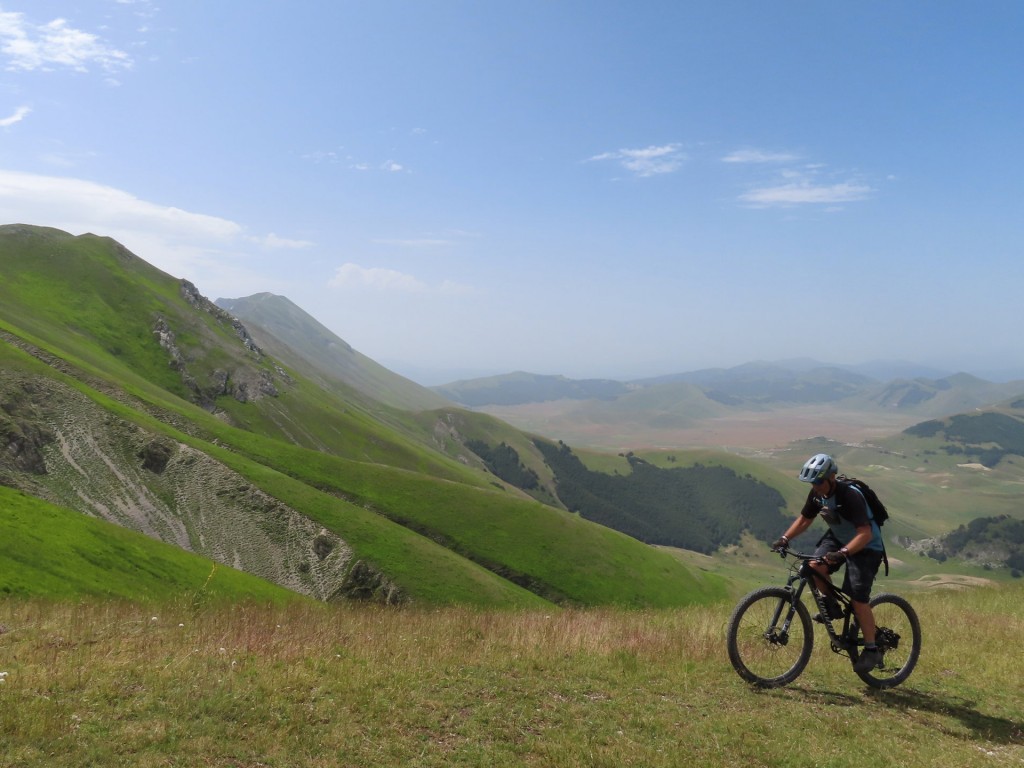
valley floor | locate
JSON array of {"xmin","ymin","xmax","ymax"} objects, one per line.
[{"xmin": 478, "ymin": 402, "xmax": 921, "ymax": 452}]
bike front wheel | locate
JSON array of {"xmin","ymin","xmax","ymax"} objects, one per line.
[
  {"xmin": 726, "ymin": 586, "xmax": 813, "ymax": 688},
  {"xmin": 853, "ymin": 592, "xmax": 922, "ymax": 689}
]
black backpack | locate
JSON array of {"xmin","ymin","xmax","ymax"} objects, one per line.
[
  {"xmin": 838, "ymin": 475, "xmax": 890, "ymax": 575},
  {"xmin": 837, "ymin": 475, "xmax": 889, "ymax": 527}
]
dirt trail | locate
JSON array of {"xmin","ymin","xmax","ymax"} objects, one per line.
[{"xmin": 913, "ymin": 574, "xmax": 997, "ymax": 590}]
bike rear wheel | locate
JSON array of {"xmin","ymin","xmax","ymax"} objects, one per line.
[
  {"xmin": 852, "ymin": 592, "xmax": 922, "ymax": 688},
  {"xmin": 726, "ymin": 586, "xmax": 813, "ymax": 688}
]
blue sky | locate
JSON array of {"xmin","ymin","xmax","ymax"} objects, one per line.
[{"xmin": 1, "ymin": 1, "xmax": 1022, "ymax": 384}]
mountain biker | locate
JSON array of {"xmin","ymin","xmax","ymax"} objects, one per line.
[{"xmin": 772, "ymin": 453, "xmax": 886, "ymax": 674}]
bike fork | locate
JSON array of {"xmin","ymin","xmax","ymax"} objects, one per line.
[{"xmin": 772, "ymin": 583, "xmax": 806, "ymax": 635}]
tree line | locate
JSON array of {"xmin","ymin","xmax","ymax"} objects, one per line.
[{"xmin": 532, "ymin": 439, "xmax": 790, "ymax": 553}]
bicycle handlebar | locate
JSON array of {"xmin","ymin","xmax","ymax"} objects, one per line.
[{"xmin": 772, "ymin": 545, "xmax": 820, "ymax": 561}]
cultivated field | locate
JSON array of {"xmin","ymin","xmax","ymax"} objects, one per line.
[{"xmin": 478, "ymin": 401, "xmax": 920, "ymax": 453}]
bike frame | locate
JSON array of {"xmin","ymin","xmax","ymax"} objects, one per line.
[{"xmin": 776, "ymin": 549, "xmax": 862, "ymax": 659}]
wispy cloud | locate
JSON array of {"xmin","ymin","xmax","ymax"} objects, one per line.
[
  {"xmin": 722, "ymin": 148, "xmax": 800, "ymax": 164},
  {"xmin": 587, "ymin": 144, "xmax": 686, "ymax": 177},
  {"xmin": 0, "ymin": 11, "xmax": 132, "ymax": 73},
  {"xmin": 301, "ymin": 150, "xmax": 408, "ymax": 174},
  {"xmin": 0, "ymin": 170, "xmax": 239, "ymax": 239},
  {"xmin": 0, "ymin": 170, "xmax": 309, "ymax": 294},
  {"xmin": 329, "ymin": 264, "xmax": 428, "ymax": 292},
  {"xmin": 251, "ymin": 233, "xmax": 314, "ymax": 250},
  {"xmin": 371, "ymin": 229, "xmax": 479, "ymax": 248},
  {"xmin": 301, "ymin": 150, "xmax": 340, "ymax": 164},
  {"xmin": 328, "ymin": 263, "xmax": 473, "ymax": 295},
  {"xmin": 739, "ymin": 179, "xmax": 873, "ymax": 206},
  {"xmin": 372, "ymin": 238, "xmax": 453, "ymax": 248},
  {"xmin": 727, "ymin": 149, "xmax": 875, "ymax": 207},
  {"xmin": 0, "ymin": 104, "xmax": 29, "ymax": 126}
]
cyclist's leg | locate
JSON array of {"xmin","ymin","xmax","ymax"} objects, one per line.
[
  {"xmin": 850, "ymin": 599, "xmax": 875, "ymax": 642},
  {"xmin": 843, "ymin": 550, "xmax": 883, "ymax": 643},
  {"xmin": 811, "ymin": 537, "xmax": 842, "ymax": 596}
]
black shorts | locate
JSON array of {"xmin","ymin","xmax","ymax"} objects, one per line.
[{"xmin": 814, "ymin": 538, "xmax": 883, "ymax": 603}]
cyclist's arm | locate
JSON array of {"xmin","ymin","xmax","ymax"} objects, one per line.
[
  {"xmin": 838, "ymin": 487, "xmax": 873, "ymax": 555},
  {"xmin": 842, "ymin": 524, "xmax": 874, "ymax": 555},
  {"xmin": 780, "ymin": 514, "xmax": 814, "ymax": 543}
]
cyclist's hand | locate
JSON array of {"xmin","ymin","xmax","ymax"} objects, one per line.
[
  {"xmin": 824, "ymin": 550, "xmax": 847, "ymax": 566},
  {"xmin": 771, "ymin": 536, "xmax": 789, "ymax": 552}
]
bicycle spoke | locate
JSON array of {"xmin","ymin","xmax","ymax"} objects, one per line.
[{"xmin": 727, "ymin": 587, "xmax": 813, "ymax": 687}]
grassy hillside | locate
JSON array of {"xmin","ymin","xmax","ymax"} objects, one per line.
[
  {"xmin": 3, "ymin": 328, "xmax": 715, "ymax": 608},
  {"xmin": 533, "ymin": 439, "xmax": 791, "ymax": 554},
  {"xmin": 0, "ymin": 224, "xmax": 726, "ymax": 608},
  {"xmin": 1, "ymin": 587, "xmax": 1020, "ymax": 766},
  {"xmin": 407, "ymin": 407, "xmax": 564, "ymax": 506},
  {"xmin": 0, "ymin": 226, "xmax": 189, "ymax": 393},
  {"xmin": 216, "ymin": 292, "xmax": 451, "ymax": 412},
  {"xmin": 0, "ymin": 485, "xmax": 300, "ymax": 603},
  {"xmin": 192, "ymin": 258, "xmax": 1024, "ymax": 582}
]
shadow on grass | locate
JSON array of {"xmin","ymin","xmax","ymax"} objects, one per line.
[
  {"xmin": 864, "ymin": 687, "xmax": 1024, "ymax": 746},
  {"xmin": 759, "ymin": 685, "xmax": 1024, "ymax": 746}
]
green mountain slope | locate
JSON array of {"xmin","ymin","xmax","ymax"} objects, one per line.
[
  {"xmin": 533, "ymin": 441, "xmax": 791, "ymax": 553},
  {"xmin": 216, "ymin": 293, "xmax": 450, "ymax": 412},
  {"xmin": 0, "ymin": 224, "xmax": 723, "ymax": 607},
  {"xmin": 0, "ymin": 485, "xmax": 300, "ymax": 603}
]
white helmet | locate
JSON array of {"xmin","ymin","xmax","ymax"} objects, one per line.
[{"xmin": 799, "ymin": 453, "xmax": 837, "ymax": 483}]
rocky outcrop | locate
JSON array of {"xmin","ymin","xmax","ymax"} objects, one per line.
[
  {"xmin": 151, "ymin": 281, "xmax": 292, "ymax": 409},
  {"xmin": 331, "ymin": 559, "xmax": 405, "ymax": 605},
  {"xmin": 0, "ymin": 370, "xmax": 362, "ymax": 602},
  {"xmin": 1, "ymin": 379, "xmax": 56, "ymax": 477},
  {"xmin": 181, "ymin": 280, "xmax": 263, "ymax": 357}
]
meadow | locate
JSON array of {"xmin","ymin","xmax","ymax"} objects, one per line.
[{"xmin": 1, "ymin": 585, "xmax": 1020, "ymax": 767}]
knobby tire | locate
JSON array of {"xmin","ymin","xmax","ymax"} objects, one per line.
[
  {"xmin": 726, "ymin": 586, "xmax": 813, "ymax": 688},
  {"xmin": 852, "ymin": 592, "xmax": 922, "ymax": 689}
]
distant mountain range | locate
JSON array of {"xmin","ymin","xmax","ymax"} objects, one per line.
[{"xmin": 432, "ymin": 363, "xmax": 1024, "ymax": 418}]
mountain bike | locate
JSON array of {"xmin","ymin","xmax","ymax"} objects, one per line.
[{"xmin": 726, "ymin": 546, "xmax": 921, "ymax": 689}]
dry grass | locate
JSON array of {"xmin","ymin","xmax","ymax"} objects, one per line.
[{"xmin": 0, "ymin": 589, "xmax": 1021, "ymax": 767}]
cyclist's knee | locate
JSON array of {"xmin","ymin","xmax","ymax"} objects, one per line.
[
  {"xmin": 809, "ymin": 561, "xmax": 829, "ymax": 577},
  {"xmin": 850, "ymin": 589, "xmax": 872, "ymax": 603}
]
